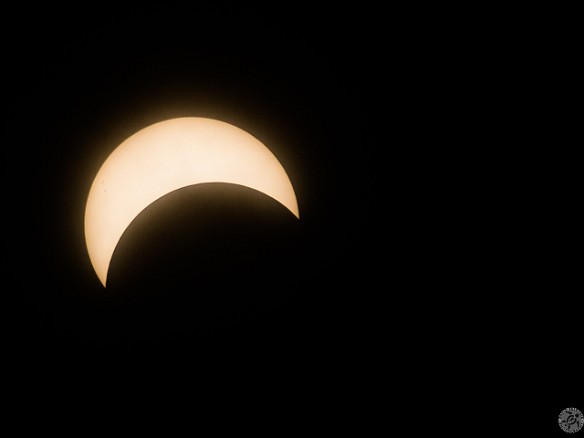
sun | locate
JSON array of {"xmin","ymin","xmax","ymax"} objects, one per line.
[{"xmin": 85, "ymin": 117, "xmax": 299, "ymax": 287}]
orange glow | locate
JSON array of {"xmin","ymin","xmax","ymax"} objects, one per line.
[{"xmin": 85, "ymin": 117, "xmax": 299, "ymax": 286}]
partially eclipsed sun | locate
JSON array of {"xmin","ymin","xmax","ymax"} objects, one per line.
[{"xmin": 84, "ymin": 117, "xmax": 299, "ymax": 287}]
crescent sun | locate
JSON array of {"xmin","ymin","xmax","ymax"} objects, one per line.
[{"xmin": 84, "ymin": 117, "xmax": 299, "ymax": 287}]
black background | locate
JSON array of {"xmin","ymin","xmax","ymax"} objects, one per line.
[{"xmin": 4, "ymin": 2, "xmax": 581, "ymax": 433}]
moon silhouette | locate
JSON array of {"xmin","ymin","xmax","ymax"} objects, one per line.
[{"xmin": 85, "ymin": 117, "xmax": 299, "ymax": 287}]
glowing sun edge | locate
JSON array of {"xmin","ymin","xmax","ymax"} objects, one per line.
[{"xmin": 85, "ymin": 117, "xmax": 299, "ymax": 287}]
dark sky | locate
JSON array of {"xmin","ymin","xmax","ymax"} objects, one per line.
[{"xmin": 4, "ymin": 2, "xmax": 581, "ymax": 431}]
